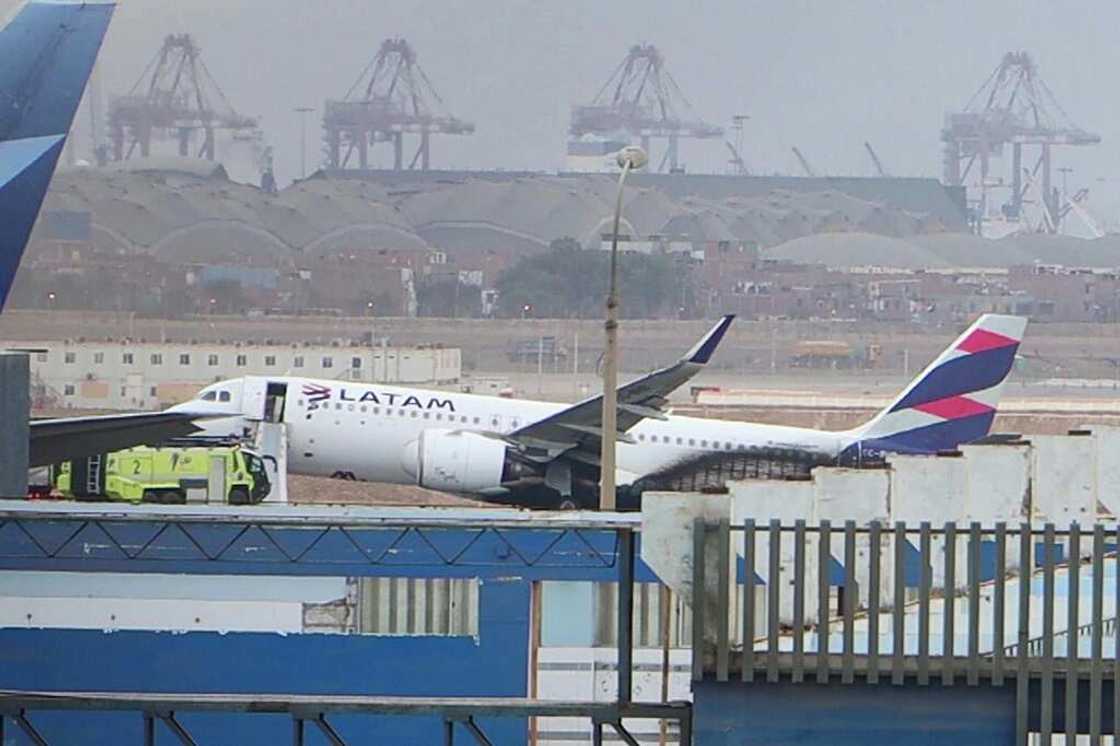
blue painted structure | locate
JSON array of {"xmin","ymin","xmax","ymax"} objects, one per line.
[
  {"xmin": 693, "ymin": 678, "xmax": 1018, "ymax": 746},
  {"xmin": 0, "ymin": 507, "xmax": 645, "ymax": 744},
  {"xmin": 0, "ymin": 581, "xmax": 529, "ymax": 745}
]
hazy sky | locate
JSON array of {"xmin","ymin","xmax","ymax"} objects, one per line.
[{"xmin": 10, "ymin": 1, "xmax": 1120, "ymax": 214}]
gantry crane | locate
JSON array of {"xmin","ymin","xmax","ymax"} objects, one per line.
[
  {"xmin": 107, "ymin": 34, "xmax": 259, "ymax": 162},
  {"xmin": 323, "ymin": 37, "xmax": 474, "ymax": 170},
  {"xmin": 941, "ymin": 51, "xmax": 1100, "ymax": 232},
  {"xmin": 570, "ymin": 44, "xmax": 722, "ymax": 173}
]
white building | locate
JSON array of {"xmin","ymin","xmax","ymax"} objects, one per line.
[{"xmin": 19, "ymin": 339, "xmax": 461, "ymax": 411}]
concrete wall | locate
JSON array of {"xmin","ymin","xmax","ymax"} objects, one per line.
[
  {"xmin": 695, "ymin": 429, "xmax": 1120, "ymax": 626},
  {"xmin": 1031, "ymin": 433, "xmax": 1096, "ymax": 525}
]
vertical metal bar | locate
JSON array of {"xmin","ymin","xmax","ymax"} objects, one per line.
[
  {"xmin": 792, "ymin": 520, "xmax": 805, "ymax": 683},
  {"xmin": 145, "ymin": 714, "xmax": 155, "ymax": 746},
  {"xmin": 1090, "ymin": 524, "xmax": 1104, "ymax": 746},
  {"xmin": 918, "ymin": 522, "xmax": 931, "ymax": 686},
  {"xmin": 691, "ymin": 518, "xmax": 705, "ymax": 683},
  {"xmin": 293, "ymin": 717, "xmax": 305, "ymax": 746},
  {"xmin": 1016, "ymin": 523, "xmax": 1031, "ymax": 746},
  {"xmin": 678, "ymin": 708, "xmax": 692, "ymax": 746},
  {"xmin": 618, "ymin": 528, "xmax": 635, "ymax": 704},
  {"xmin": 993, "ymin": 522, "xmax": 1007, "ymax": 687},
  {"xmin": 967, "ymin": 522, "xmax": 981, "ymax": 686},
  {"xmin": 1066, "ymin": 523, "xmax": 1081, "ymax": 746},
  {"xmin": 1041, "ymin": 523, "xmax": 1056, "ymax": 744},
  {"xmin": 592, "ymin": 721, "xmax": 603, "ymax": 746},
  {"xmin": 892, "ymin": 522, "xmax": 906, "ymax": 686},
  {"xmin": 842, "ymin": 520, "xmax": 856, "ymax": 684},
  {"xmin": 716, "ymin": 519, "xmax": 730, "ymax": 682},
  {"xmin": 942, "ymin": 522, "xmax": 957, "ymax": 687},
  {"xmin": 443, "ymin": 719, "xmax": 454, "ymax": 746},
  {"xmin": 742, "ymin": 520, "xmax": 756, "ymax": 683},
  {"xmin": 767, "ymin": 519, "xmax": 781, "ymax": 683},
  {"xmin": 1114, "ymin": 524, "xmax": 1120, "ymax": 746},
  {"xmin": 816, "ymin": 520, "xmax": 832, "ymax": 684},
  {"xmin": 868, "ymin": 521, "xmax": 881, "ymax": 685}
]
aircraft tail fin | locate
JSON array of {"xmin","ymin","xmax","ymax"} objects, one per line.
[
  {"xmin": 0, "ymin": 1, "xmax": 115, "ymax": 307},
  {"xmin": 851, "ymin": 314, "xmax": 1028, "ymax": 454}
]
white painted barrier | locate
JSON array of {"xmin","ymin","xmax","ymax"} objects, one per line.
[{"xmin": 1031, "ymin": 433, "xmax": 1095, "ymax": 525}]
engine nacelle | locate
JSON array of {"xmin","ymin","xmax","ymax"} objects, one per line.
[{"xmin": 401, "ymin": 429, "xmax": 513, "ymax": 492}]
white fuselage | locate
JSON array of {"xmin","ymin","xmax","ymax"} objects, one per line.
[{"xmin": 184, "ymin": 376, "xmax": 852, "ymax": 495}]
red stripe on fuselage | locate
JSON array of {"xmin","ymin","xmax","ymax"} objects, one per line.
[
  {"xmin": 912, "ymin": 395, "xmax": 994, "ymax": 420},
  {"xmin": 957, "ymin": 328, "xmax": 1018, "ymax": 354}
]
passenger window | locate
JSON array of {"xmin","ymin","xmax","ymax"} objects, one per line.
[
  {"xmin": 676, "ymin": 437, "xmax": 683, "ymax": 445},
  {"xmin": 436, "ymin": 413, "xmax": 443, "ymax": 421},
  {"xmin": 461, "ymin": 416, "xmax": 468, "ymax": 423},
  {"xmin": 411, "ymin": 411, "xmax": 419, "ymax": 418},
  {"xmin": 360, "ymin": 405, "xmax": 367, "ymax": 413},
  {"xmin": 373, "ymin": 407, "xmax": 380, "ymax": 415},
  {"xmin": 423, "ymin": 412, "xmax": 430, "ymax": 419},
  {"xmin": 688, "ymin": 439, "xmax": 695, "ymax": 447},
  {"xmin": 638, "ymin": 434, "xmax": 645, "ymax": 441},
  {"xmin": 701, "ymin": 440, "xmax": 708, "ymax": 448},
  {"xmin": 473, "ymin": 417, "xmax": 480, "ymax": 425}
]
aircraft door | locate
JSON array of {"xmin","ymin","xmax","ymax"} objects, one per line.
[
  {"xmin": 240, "ymin": 378, "xmax": 289, "ymax": 422},
  {"xmin": 240, "ymin": 377, "xmax": 268, "ymax": 420},
  {"xmin": 264, "ymin": 382, "xmax": 287, "ymax": 423}
]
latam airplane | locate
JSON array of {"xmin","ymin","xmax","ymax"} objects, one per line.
[{"xmin": 175, "ymin": 313, "xmax": 1028, "ymax": 509}]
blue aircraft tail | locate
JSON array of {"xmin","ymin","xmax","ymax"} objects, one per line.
[
  {"xmin": 848, "ymin": 314, "xmax": 1028, "ymax": 455},
  {"xmin": 0, "ymin": 1, "xmax": 114, "ymax": 307}
]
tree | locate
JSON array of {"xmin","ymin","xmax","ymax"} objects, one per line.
[{"xmin": 494, "ymin": 237, "xmax": 686, "ymax": 319}]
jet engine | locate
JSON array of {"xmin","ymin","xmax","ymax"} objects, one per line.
[{"xmin": 401, "ymin": 429, "xmax": 527, "ymax": 492}]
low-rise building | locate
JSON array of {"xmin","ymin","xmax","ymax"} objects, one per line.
[{"xmin": 20, "ymin": 339, "xmax": 461, "ymax": 411}]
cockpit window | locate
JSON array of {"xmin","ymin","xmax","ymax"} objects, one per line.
[
  {"xmin": 201, "ymin": 391, "xmax": 217, "ymax": 401},
  {"xmin": 219, "ymin": 391, "xmax": 232, "ymax": 402}
]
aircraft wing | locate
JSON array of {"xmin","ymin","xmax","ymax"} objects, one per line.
[
  {"xmin": 30, "ymin": 412, "xmax": 209, "ymax": 467},
  {"xmin": 505, "ymin": 315, "xmax": 734, "ymax": 463}
]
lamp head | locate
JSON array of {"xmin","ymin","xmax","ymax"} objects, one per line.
[{"xmin": 616, "ymin": 145, "xmax": 648, "ymax": 171}]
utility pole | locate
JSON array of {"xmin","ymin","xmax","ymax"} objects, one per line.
[{"xmin": 599, "ymin": 146, "xmax": 647, "ymax": 511}]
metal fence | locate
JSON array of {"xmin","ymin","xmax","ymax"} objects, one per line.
[{"xmin": 691, "ymin": 519, "xmax": 1120, "ymax": 744}]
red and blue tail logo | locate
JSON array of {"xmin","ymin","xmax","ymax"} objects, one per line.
[{"xmin": 848, "ymin": 314, "xmax": 1027, "ymax": 456}]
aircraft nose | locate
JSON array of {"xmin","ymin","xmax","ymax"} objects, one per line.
[{"xmin": 401, "ymin": 439, "xmax": 419, "ymax": 480}]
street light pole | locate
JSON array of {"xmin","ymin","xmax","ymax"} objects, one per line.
[
  {"xmin": 294, "ymin": 106, "xmax": 314, "ymax": 179},
  {"xmin": 599, "ymin": 146, "xmax": 647, "ymax": 511}
]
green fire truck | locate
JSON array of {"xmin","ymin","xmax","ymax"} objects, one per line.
[{"xmin": 54, "ymin": 444, "xmax": 271, "ymax": 505}]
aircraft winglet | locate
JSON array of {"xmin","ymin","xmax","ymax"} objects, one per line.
[{"xmin": 684, "ymin": 315, "xmax": 735, "ymax": 365}]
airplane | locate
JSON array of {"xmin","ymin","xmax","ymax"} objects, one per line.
[
  {"xmin": 0, "ymin": 1, "xmax": 217, "ymax": 466},
  {"xmin": 173, "ymin": 313, "xmax": 1028, "ymax": 509}
]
